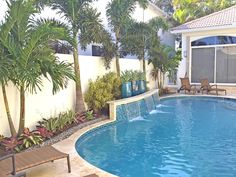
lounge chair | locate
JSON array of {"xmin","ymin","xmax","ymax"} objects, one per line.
[
  {"xmin": 0, "ymin": 154, "xmax": 26, "ymax": 177},
  {"xmin": 178, "ymin": 77, "xmax": 196, "ymax": 94},
  {"xmin": 200, "ymin": 79, "xmax": 227, "ymax": 95},
  {"xmin": 0, "ymin": 146, "xmax": 71, "ymax": 177}
]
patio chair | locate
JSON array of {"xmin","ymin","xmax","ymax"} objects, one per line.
[
  {"xmin": 200, "ymin": 79, "xmax": 227, "ymax": 95},
  {"xmin": 0, "ymin": 154, "xmax": 27, "ymax": 177},
  {"xmin": 0, "ymin": 146, "xmax": 71, "ymax": 177},
  {"xmin": 178, "ymin": 77, "xmax": 196, "ymax": 94}
]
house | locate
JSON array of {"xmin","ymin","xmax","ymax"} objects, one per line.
[
  {"xmin": 0, "ymin": 0, "xmax": 175, "ymax": 136},
  {"xmin": 79, "ymin": 1, "xmax": 175, "ymax": 58},
  {"xmin": 172, "ymin": 5, "xmax": 236, "ymax": 94}
]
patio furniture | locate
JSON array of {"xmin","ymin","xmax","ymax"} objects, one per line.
[
  {"xmin": 0, "ymin": 146, "xmax": 71, "ymax": 177},
  {"xmin": 0, "ymin": 154, "xmax": 26, "ymax": 177},
  {"xmin": 200, "ymin": 79, "xmax": 227, "ymax": 95},
  {"xmin": 178, "ymin": 77, "xmax": 196, "ymax": 94}
]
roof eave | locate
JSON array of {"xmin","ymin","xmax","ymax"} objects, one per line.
[
  {"xmin": 148, "ymin": 1, "xmax": 166, "ymax": 17},
  {"xmin": 171, "ymin": 24, "xmax": 236, "ymax": 34}
]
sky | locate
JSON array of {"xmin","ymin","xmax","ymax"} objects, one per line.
[{"xmin": 0, "ymin": 0, "xmax": 109, "ymax": 26}]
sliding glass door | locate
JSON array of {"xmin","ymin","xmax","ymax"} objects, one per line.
[
  {"xmin": 191, "ymin": 48, "xmax": 215, "ymax": 83},
  {"xmin": 216, "ymin": 46, "xmax": 236, "ymax": 83}
]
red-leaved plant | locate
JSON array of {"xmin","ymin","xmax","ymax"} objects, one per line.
[
  {"xmin": 36, "ymin": 127, "xmax": 53, "ymax": 139},
  {"xmin": 19, "ymin": 128, "xmax": 43, "ymax": 149},
  {"xmin": 1, "ymin": 137, "xmax": 21, "ymax": 152}
]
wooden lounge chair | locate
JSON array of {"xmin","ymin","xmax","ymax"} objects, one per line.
[
  {"xmin": 0, "ymin": 154, "xmax": 26, "ymax": 177},
  {"xmin": 0, "ymin": 146, "xmax": 71, "ymax": 177},
  {"xmin": 200, "ymin": 79, "xmax": 227, "ymax": 95},
  {"xmin": 178, "ymin": 77, "xmax": 196, "ymax": 94}
]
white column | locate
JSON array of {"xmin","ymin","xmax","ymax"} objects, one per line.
[{"xmin": 177, "ymin": 34, "xmax": 188, "ymax": 87}]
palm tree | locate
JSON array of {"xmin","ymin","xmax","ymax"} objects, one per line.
[
  {"xmin": 0, "ymin": 0, "xmax": 75, "ymax": 135},
  {"xmin": 148, "ymin": 44, "xmax": 181, "ymax": 89},
  {"xmin": 121, "ymin": 17, "xmax": 168, "ymax": 74},
  {"xmin": 0, "ymin": 45, "xmax": 17, "ymax": 136},
  {"xmin": 106, "ymin": 0, "xmax": 148, "ymax": 76},
  {"xmin": 43, "ymin": 0, "xmax": 112, "ymax": 113}
]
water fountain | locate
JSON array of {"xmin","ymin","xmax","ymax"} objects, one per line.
[{"xmin": 116, "ymin": 94, "xmax": 159, "ymax": 121}]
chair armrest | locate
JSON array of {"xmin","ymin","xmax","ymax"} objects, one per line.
[
  {"xmin": 210, "ymin": 84, "xmax": 217, "ymax": 89},
  {"xmin": 0, "ymin": 154, "xmax": 16, "ymax": 175},
  {"xmin": 0, "ymin": 154, "xmax": 13, "ymax": 161},
  {"xmin": 190, "ymin": 85, "xmax": 196, "ymax": 88}
]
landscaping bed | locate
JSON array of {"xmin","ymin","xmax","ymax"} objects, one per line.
[{"xmin": 0, "ymin": 111, "xmax": 108, "ymax": 156}]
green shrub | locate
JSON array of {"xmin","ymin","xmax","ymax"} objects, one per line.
[
  {"xmin": 101, "ymin": 72, "xmax": 121, "ymax": 99},
  {"xmin": 85, "ymin": 72, "xmax": 121, "ymax": 112}
]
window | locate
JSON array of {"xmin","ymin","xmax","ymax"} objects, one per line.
[
  {"xmin": 216, "ymin": 46, "xmax": 236, "ymax": 83},
  {"xmin": 191, "ymin": 48, "xmax": 215, "ymax": 83},
  {"xmin": 191, "ymin": 38, "xmax": 236, "ymax": 84},
  {"xmin": 168, "ymin": 70, "xmax": 177, "ymax": 85},
  {"xmin": 191, "ymin": 36, "xmax": 236, "ymax": 46},
  {"xmin": 92, "ymin": 45, "xmax": 103, "ymax": 56}
]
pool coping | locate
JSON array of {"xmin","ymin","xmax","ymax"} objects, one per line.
[{"xmin": 28, "ymin": 93, "xmax": 236, "ymax": 177}]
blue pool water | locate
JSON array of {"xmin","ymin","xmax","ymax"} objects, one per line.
[{"xmin": 76, "ymin": 97, "xmax": 236, "ymax": 177}]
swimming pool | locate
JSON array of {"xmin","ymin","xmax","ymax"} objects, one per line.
[{"xmin": 76, "ymin": 97, "xmax": 236, "ymax": 177}]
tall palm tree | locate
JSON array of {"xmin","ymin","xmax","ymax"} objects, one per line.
[
  {"xmin": 0, "ymin": 45, "xmax": 17, "ymax": 136},
  {"xmin": 106, "ymin": 0, "xmax": 148, "ymax": 76},
  {"xmin": 43, "ymin": 0, "xmax": 112, "ymax": 113},
  {"xmin": 121, "ymin": 17, "xmax": 168, "ymax": 74},
  {"xmin": 0, "ymin": 0, "xmax": 75, "ymax": 135}
]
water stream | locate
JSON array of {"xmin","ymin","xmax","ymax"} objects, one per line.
[{"xmin": 116, "ymin": 93, "xmax": 160, "ymax": 121}]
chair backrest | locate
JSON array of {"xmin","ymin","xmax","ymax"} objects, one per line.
[
  {"xmin": 200, "ymin": 79, "xmax": 210, "ymax": 89},
  {"xmin": 180, "ymin": 77, "xmax": 190, "ymax": 89}
]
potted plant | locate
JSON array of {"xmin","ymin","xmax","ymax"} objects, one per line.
[
  {"xmin": 137, "ymin": 71, "xmax": 146, "ymax": 94},
  {"xmin": 121, "ymin": 70, "xmax": 132, "ymax": 98},
  {"xmin": 131, "ymin": 70, "xmax": 140, "ymax": 96}
]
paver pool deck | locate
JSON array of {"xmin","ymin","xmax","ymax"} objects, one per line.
[
  {"xmin": 26, "ymin": 93, "xmax": 236, "ymax": 177},
  {"xmin": 27, "ymin": 119, "xmax": 117, "ymax": 177}
]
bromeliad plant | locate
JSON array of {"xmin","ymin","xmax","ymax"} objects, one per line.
[
  {"xmin": 19, "ymin": 128, "xmax": 43, "ymax": 149},
  {"xmin": 38, "ymin": 110, "xmax": 76, "ymax": 134},
  {"xmin": 1, "ymin": 137, "xmax": 21, "ymax": 152},
  {"xmin": 36, "ymin": 127, "xmax": 53, "ymax": 139},
  {"xmin": 85, "ymin": 110, "xmax": 95, "ymax": 120}
]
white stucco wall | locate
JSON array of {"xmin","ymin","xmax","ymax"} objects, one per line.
[
  {"xmin": 0, "ymin": 0, "xmax": 168, "ymax": 136},
  {"xmin": 0, "ymin": 54, "xmax": 155, "ymax": 136}
]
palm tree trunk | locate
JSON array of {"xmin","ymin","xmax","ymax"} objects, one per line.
[
  {"xmin": 115, "ymin": 31, "xmax": 121, "ymax": 77},
  {"xmin": 142, "ymin": 58, "xmax": 146, "ymax": 73},
  {"xmin": 142, "ymin": 55, "xmax": 147, "ymax": 81},
  {"xmin": 2, "ymin": 85, "xmax": 17, "ymax": 137},
  {"xmin": 18, "ymin": 85, "xmax": 25, "ymax": 135},
  {"xmin": 73, "ymin": 33, "xmax": 86, "ymax": 113}
]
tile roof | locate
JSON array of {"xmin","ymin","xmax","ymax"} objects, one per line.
[{"xmin": 172, "ymin": 5, "xmax": 236, "ymax": 33}]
